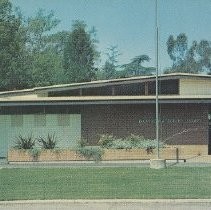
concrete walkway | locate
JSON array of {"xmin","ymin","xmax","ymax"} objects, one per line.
[
  {"xmin": 0, "ymin": 199, "xmax": 211, "ymax": 210},
  {"xmin": 1, "ymin": 155, "xmax": 211, "ymax": 169}
]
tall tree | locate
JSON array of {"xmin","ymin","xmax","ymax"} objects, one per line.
[
  {"xmin": 194, "ymin": 40, "xmax": 211, "ymax": 73},
  {"xmin": 89, "ymin": 26, "xmax": 100, "ymax": 65},
  {"xmin": 0, "ymin": 0, "xmax": 29, "ymax": 90},
  {"xmin": 121, "ymin": 55, "xmax": 155, "ymax": 76},
  {"xmin": 167, "ymin": 33, "xmax": 188, "ymax": 67},
  {"xmin": 102, "ymin": 45, "xmax": 121, "ymax": 79},
  {"xmin": 166, "ymin": 33, "xmax": 211, "ymax": 74},
  {"xmin": 26, "ymin": 9, "xmax": 60, "ymax": 52},
  {"xmin": 63, "ymin": 20, "xmax": 97, "ymax": 82},
  {"xmin": 24, "ymin": 9, "xmax": 65, "ymax": 86}
]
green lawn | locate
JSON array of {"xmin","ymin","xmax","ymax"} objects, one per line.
[{"xmin": 0, "ymin": 167, "xmax": 211, "ymax": 200}]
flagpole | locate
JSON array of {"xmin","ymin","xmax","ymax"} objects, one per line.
[
  {"xmin": 150, "ymin": 0, "xmax": 166, "ymax": 169},
  {"xmin": 155, "ymin": 0, "xmax": 159, "ymax": 159}
]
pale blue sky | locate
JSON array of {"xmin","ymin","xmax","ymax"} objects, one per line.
[{"xmin": 11, "ymin": 0, "xmax": 211, "ymax": 71}]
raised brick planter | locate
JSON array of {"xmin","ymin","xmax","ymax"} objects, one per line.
[{"xmin": 7, "ymin": 145, "xmax": 207, "ymax": 163}]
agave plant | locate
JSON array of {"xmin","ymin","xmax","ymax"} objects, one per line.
[
  {"xmin": 37, "ymin": 133, "xmax": 57, "ymax": 149},
  {"xmin": 14, "ymin": 134, "xmax": 35, "ymax": 149}
]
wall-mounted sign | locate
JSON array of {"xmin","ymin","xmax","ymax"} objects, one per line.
[{"xmin": 139, "ymin": 118, "xmax": 201, "ymax": 124}]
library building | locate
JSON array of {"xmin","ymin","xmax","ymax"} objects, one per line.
[{"xmin": 0, "ymin": 73, "xmax": 211, "ymax": 157}]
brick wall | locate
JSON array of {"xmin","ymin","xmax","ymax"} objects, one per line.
[{"xmin": 81, "ymin": 103, "xmax": 209, "ymax": 145}]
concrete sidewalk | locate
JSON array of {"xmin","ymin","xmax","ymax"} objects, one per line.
[
  {"xmin": 1, "ymin": 155, "xmax": 211, "ymax": 168},
  {"xmin": 0, "ymin": 199, "xmax": 211, "ymax": 210}
]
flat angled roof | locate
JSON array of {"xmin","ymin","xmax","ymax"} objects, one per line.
[
  {"xmin": 0, "ymin": 73, "xmax": 211, "ymax": 101},
  {"xmin": 33, "ymin": 73, "xmax": 211, "ymax": 92},
  {"xmin": 1, "ymin": 73, "xmax": 211, "ymax": 97}
]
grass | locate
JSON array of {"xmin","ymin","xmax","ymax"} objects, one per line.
[{"xmin": 0, "ymin": 167, "xmax": 211, "ymax": 200}]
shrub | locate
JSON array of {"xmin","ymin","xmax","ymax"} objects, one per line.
[
  {"xmin": 14, "ymin": 134, "xmax": 35, "ymax": 149},
  {"xmin": 28, "ymin": 148, "xmax": 41, "ymax": 160},
  {"xmin": 98, "ymin": 134, "xmax": 165, "ymax": 150},
  {"xmin": 37, "ymin": 133, "xmax": 57, "ymax": 149},
  {"xmin": 77, "ymin": 147, "xmax": 104, "ymax": 162},
  {"xmin": 77, "ymin": 138, "xmax": 88, "ymax": 148},
  {"xmin": 135, "ymin": 139, "xmax": 165, "ymax": 150},
  {"xmin": 125, "ymin": 134, "xmax": 145, "ymax": 147},
  {"xmin": 107, "ymin": 139, "xmax": 133, "ymax": 149},
  {"xmin": 98, "ymin": 134, "xmax": 118, "ymax": 148}
]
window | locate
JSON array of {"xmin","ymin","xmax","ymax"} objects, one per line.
[{"xmin": 148, "ymin": 79, "xmax": 179, "ymax": 95}]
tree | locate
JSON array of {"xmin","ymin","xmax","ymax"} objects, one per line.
[
  {"xmin": 166, "ymin": 33, "xmax": 211, "ymax": 74},
  {"xmin": 106, "ymin": 46, "xmax": 120, "ymax": 66},
  {"xmin": 167, "ymin": 33, "xmax": 188, "ymax": 67},
  {"xmin": 121, "ymin": 55, "xmax": 155, "ymax": 76},
  {"xmin": 24, "ymin": 9, "xmax": 65, "ymax": 86},
  {"xmin": 194, "ymin": 40, "xmax": 211, "ymax": 73},
  {"xmin": 47, "ymin": 31, "xmax": 69, "ymax": 55},
  {"xmin": 89, "ymin": 26, "xmax": 100, "ymax": 64},
  {"xmin": 63, "ymin": 20, "xmax": 97, "ymax": 82},
  {"xmin": 26, "ymin": 9, "xmax": 60, "ymax": 52},
  {"xmin": 102, "ymin": 61, "xmax": 116, "ymax": 79},
  {"xmin": 102, "ymin": 45, "xmax": 121, "ymax": 79},
  {"xmin": 0, "ymin": 0, "xmax": 30, "ymax": 90}
]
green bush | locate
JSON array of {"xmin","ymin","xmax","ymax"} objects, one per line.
[
  {"xmin": 77, "ymin": 147, "xmax": 104, "ymax": 162},
  {"xmin": 98, "ymin": 134, "xmax": 165, "ymax": 150},
  {"xmin": 37, "ymin": 133, "xmax": 57, "ymax": 149},
  {"xmin": 125, "ymin": 134, "xmax": 145, "ymax": 147},
  {"xmin": 98, "ymin": 134, "xmax": 118, "ymax": 148},
  {"xmin": 107, "ymin": 139, "xmax": 133, "ymax": 149},
  {"xmin": 28, "ymin": 148, "xmax": 41, "ymax": 160},
  {"xmin": 134, "ymin": 139, "xmax": 161, "ymax": 149},
  {"xmin": 14, "ymin": 134, "xmax": 35, "ymax": 149},
  {"xmin": 77, "ymin": 138, "xmax": 88, "ymax": 148}
]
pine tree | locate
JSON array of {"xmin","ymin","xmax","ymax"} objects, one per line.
[{"xmin": 63, "ymin": 20, "xmax": 97, "ymax": 82}]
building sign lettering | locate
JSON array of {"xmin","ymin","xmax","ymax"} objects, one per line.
[{"xmin": 138, "ymin": 118, "xmax": 201, "ymax": 124}]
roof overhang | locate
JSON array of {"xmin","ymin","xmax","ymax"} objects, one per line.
[{"xmin": 0, "ymin": 96, "xmax": 211, "ymax": 106}]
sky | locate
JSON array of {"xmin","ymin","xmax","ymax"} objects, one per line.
[{"xmin": 11, "ymin": 0, "xmax": 211, "ymax": 72}]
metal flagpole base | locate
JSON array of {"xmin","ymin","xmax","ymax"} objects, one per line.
[{"xmin": 150, "ymin": 159, "xmax": 166, "ymax": 169}]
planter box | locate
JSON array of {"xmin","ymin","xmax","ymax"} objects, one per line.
[
  {"xmin": 8, "ymin": 150, "xmax": 34, "ymax": 162},
  {"xmin": 8, "ymin": 149, "xmax": 86, "ymax": 162},
  {"xmin": 173, "ymin": 145, "xmax": 207, "ymax": 156},
  {"xmin": 103, "ymin": 147, "xmax": 180, "ymax": 160},
  {"xmin": 7, "ymin": 145, "xmax": 207, "ymax": 163}
]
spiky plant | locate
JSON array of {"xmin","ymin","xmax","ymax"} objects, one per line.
[
  {"xmin": 37, "ymin": 133, "xmax": 57, "ymax": 149},
  {"xmin": 14, "ymin": 134, "xmax": 35, "ymax": 149}
]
